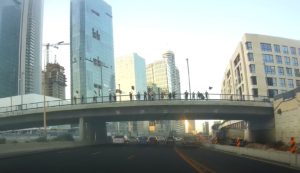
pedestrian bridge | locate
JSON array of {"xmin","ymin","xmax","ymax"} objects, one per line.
[{"xmin": 0, "ymin": 99, "xmax": 273, "ymax": 131}]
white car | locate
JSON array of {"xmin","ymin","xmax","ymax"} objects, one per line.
[{"xmin": 112, "ymin": 135, "xmax": 128, "ymax": 144}]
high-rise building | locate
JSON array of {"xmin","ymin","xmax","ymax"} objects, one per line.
[
  {"xmin": 115, "ymin": 53, "xmax": 149, "ymax": 136},
  {"xmin": 42, "ymin": 63, "xmax": 66, "ymax": 99},
  {"xmin": 146, "ymin": 50, "xmax": 184, "ymax": 136},
  {"xmin": 70, "ymin": 0, "xmax": 115, "ymax": 103},
  {"xmin": 0, "ymin": 0, "xmax": 44, "ymax": 98},
  {"xmin": 146, "ymin": 50, "xmax": 181, "ymax": 97},
  {"xmin": 187, "ymin": 120, "xmax": 196, "ymax": 134},
  {"xmin": 116, "ymin": 53, "xmax": 147, "ymax": 100},
  {"xmin": 221, "ymin": 34, "xmax": 300, "ymax": 99},
  {"xmin": 202, "ymin": 121, "xmax": 209, "ymax": 136}
]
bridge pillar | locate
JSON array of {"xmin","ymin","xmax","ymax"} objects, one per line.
[
  {"xmin": 246, "ymin": 119, "xmax": 275, "ymax": 143},
  {"xmin": 79, "ymin": 117, "xmax": 107, "ymax": 144}
]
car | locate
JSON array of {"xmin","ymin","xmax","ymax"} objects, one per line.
[
  {"xmin": 112, "ymin": 135, "xmax": 128, "ymax": 144},
  {"xmin": 181, "ymin": 136, "xmax": 199, "ymax": 147},
  {"xmin": 137, "ymin": 136, "xmax": 148, "ymax": 144},
  {"xmin": 166, "ymin": 136, "xmax": 175, "ymax": 145},
  {"xmin": 157, "ymin": 136, "xmax": 166, "ymax": 144},
  {"xmin": 147, "ymin": 136, "xmax": 158, "ymax": 144},
  {"xmin": 127, "ymin": 136, "xmax": 138, "ymax": 144}
]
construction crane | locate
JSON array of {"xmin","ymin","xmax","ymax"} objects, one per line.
[{"xmin": 43, "ymin": 41, "xmax": 70, "ymax": 64}]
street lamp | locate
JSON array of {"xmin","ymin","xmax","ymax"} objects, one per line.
[
  {"xmin": 118, "ymin": 84, "xmax": 121, "ymax": 101},
  {"xmin": 186, "ymin": 58, "xmax": 191, "ymax": 99}
]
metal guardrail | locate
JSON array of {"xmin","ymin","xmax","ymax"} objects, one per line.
[{"xmin": 0, "ymin": 93, "xmax": 271, "ymax": 114}]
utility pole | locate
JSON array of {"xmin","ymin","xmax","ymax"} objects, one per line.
[{"xmin": 186, "ymin": 58, "xmax": 191, "ymax": 99}]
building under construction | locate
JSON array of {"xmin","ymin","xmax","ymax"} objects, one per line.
[{"xmin": 42, "ymin": 63, "xmax": 66, "ymax": 99}]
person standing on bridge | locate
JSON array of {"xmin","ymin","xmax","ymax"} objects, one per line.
[
  {"xmin": 109, "ymin": 92, "xmax": 112, "ymax": 102},
  {"xmin": 136, "ymin": 91, "xmax": 141, "ymax": 100},
  {"xmin": 205, "ymin": 91, "xmax": 209, "ymax": 100},
  {"xmin": 144, "ymin": 91, "xmax": 147, "ymax": 101},
  {"xmin": 192, "ymin": 92, "xmax": 195, "ymax": 99},
  {"xmin": 129, "ymin": 92, "xmax": 133, "ymax": 101},
  {"xmin": 184, "ymin": 90, "xmax": 188, "ymax": 100}
]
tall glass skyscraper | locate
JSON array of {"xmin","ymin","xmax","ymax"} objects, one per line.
[
  {"xmin": 0, "ymin": 0, "xmax": 44, "ymax": 98},
  {"xmin": 70, "ymin": 0, "xmax": 115, "ymax": 102}
]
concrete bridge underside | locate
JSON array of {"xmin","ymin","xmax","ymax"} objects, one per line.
[{"xmin": 0, "ymin": 100, "xmax": 274, "ymax": 143}]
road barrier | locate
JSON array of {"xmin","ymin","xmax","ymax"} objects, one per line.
[{"xmin": 207, "ymin": 144, "xmax": 300, "ymax": 168}]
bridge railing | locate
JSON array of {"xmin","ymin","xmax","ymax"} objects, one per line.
[{"xmin": 0, "ymin": 93, "xmax": 271, "ymax": 114}]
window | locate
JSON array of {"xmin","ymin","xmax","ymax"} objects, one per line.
[
  {"xmin": 286, "ymin": 68, "xmax": 293, "ymax": 76},
  {"xmin": 260, "ymin": 43, "xmax": 272, "ymax": 52},
  {"xmin": 266, "ymin": 77, "xmax": 276, "ymax": 86},
  {"xmin": 284, "ymin": 56, "xmax": 290, "ymax": 65},
  {"xmin": 246, "ymin": 42, "xmax": 252, "ymax": 50},
  {"xmin": 298, "ymin": 48, "xmax": 300, "ymax": 55},
  {"xmin": 247, "ymin": 53, "xmax": 254, "ymax": 61},
  {"xmin": 268, "ymin": 89, "xmax": 278, "ymax": 98},
  {"xmin": 274, "ymin": 44, "xmax": 281, "ymax": 53},
  {"xmin": 279, "ymin": 78, "xmax": 286, "ymax": 87},
  {"xmin": 282, "ymin": 46, "xmax": 289, "ymax": 54},
  {"xmin": 287, "ymin": 79, "xmax": 294, "ymax": 88},
  {"xmin": 292, "ymin": 57, "xmax": 298, "ymax": 66},
  {"xmin": 249, "ymin": 64, "xmax": 256, "ymax": 73},
  {"xmin": 263, "ymin": 54, "xmax": 274, "ymax": 63},
  {"xmin": 234, "ymin": 55, "xmax": 240, "ymax": 66},
  {"xmin": 296, "ymin": 80, "xmax": 300, "ymax": 87},
  {"xmin": 295, "ymin": 69, "xmax": 300, "ymax": 77},
  {"xmin": 277, "ymin": 67, "xmax": 284, "ymax": 76},
  {"xmin": 290, "ymin": 47, "xmax": 296, "ymax": 55},
  {"xmin": 251, "ymin": 76, "xmax": 257, "ymax": 85},
  {"xmin": 264, "ymin": 65, "xmax": 276, "ymax": 75},
  {"xmin": 252, "ymin": 88, "xmax": 258, "ymax": 97},
  {"xmin": 276, "ymin": 55, "xmax": 282, "ymax": 64}
]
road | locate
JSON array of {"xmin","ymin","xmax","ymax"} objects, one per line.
[{"xmin": 0, "ymin": 144, "xmax": 298, "ymax": 173}]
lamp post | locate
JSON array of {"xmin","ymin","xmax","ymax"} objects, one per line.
[
  {"xmin": 118, "ymin": 84, "xmax": 121, "ymax": 101},
  {"xmin": 186, "ymin": 58, "xmax": 191, "ymax": 99}
]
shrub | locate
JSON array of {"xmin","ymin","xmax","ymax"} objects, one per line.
[
  {"xmin": 52, "ymin": 134, "xmax": 74, "ymax": 142},
  {"xmin": 0, "ymin": 138, "xmax": 6, "ymax": 144},
  {"xmin": 35, "ymin": 136, "xmax": 48, "ymax": 142}
]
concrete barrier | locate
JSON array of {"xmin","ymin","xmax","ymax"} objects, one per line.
[
  {"xmin": 208, "ymin": 144, "xmax": 300, "ymax": 168},
  {"xmin": 0, "ymin": 141, "xmax": 91, "ymax": 158}
]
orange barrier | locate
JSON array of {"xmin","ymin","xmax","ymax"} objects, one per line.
[
  {"xmin": 236, "ymin": 137, "xmax": 240, "ymax": 147},
  {"xmin": 289, "ymin": 137, "xmax": 296, "ymax": 153}
]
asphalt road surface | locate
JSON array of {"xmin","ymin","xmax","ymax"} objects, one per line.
[{"xmin": 0, "ymin": 144, "xmax": 298, "ymax": 173}]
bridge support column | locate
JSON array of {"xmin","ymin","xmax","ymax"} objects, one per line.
[
  {"xmin": 79, "ymin": 117, "xmax": 107, "ymax": 144},
  {"xmin": 246, "ymin": 119, "xmax": 275, "ymax": 143}
]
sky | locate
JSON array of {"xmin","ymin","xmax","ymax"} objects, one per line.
[{"xmin": 43, "ymin": 0, "xmax": 300, "ymax": 132}]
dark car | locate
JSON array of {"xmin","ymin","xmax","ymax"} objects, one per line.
[
  {"xmin": 181, "ymin": 136, "xmax": 199, "ymax": 147},
  {"xmin": 166, "ymin": 136, "xmax": 175, "ymax": 145},
  {"xmin": 137, "ymin": 136, "xmax": 148, "ymax": 144},
  {"xmin": 147, "ymin": 136, "xmax": 158, "ymax": 144}
]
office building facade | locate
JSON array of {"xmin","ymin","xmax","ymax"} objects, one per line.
[
  {"xmin": 146, "ymin": 50, "xmax": 185, "ymax": 136},
  {"xmin": 70, "ymin": 0, "xmax": 115, "ymax": 102},
  {"xmin": 146, "ymin": 50, "xmax": 181, "ymax": 97},
  {"xmin": 0, "ymin": 0, "xmax": 43, "ymax": 98},
  {"xmin": 116, "ymin": 53, "xmax": 147, "ymax": 100},
  {"xmin": 115, "ymin": 53, "xmax": 149, "ymax": 136},
  {"xmin": 222, "ymin": 34, "xmax": 300, "ymax": 99}
]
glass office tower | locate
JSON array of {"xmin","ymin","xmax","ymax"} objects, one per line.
[
  {"xmin": 0, "ymin": 0, "xmax": 43, "ymax": 98},
  {"xmin": 71, "ymin": 0, "xmax": 115, "ymax": 102}
]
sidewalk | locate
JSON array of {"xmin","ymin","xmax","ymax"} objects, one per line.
[{"xmin": 0, "ymin": 141, "xmax": 90, "ymax": 159}]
